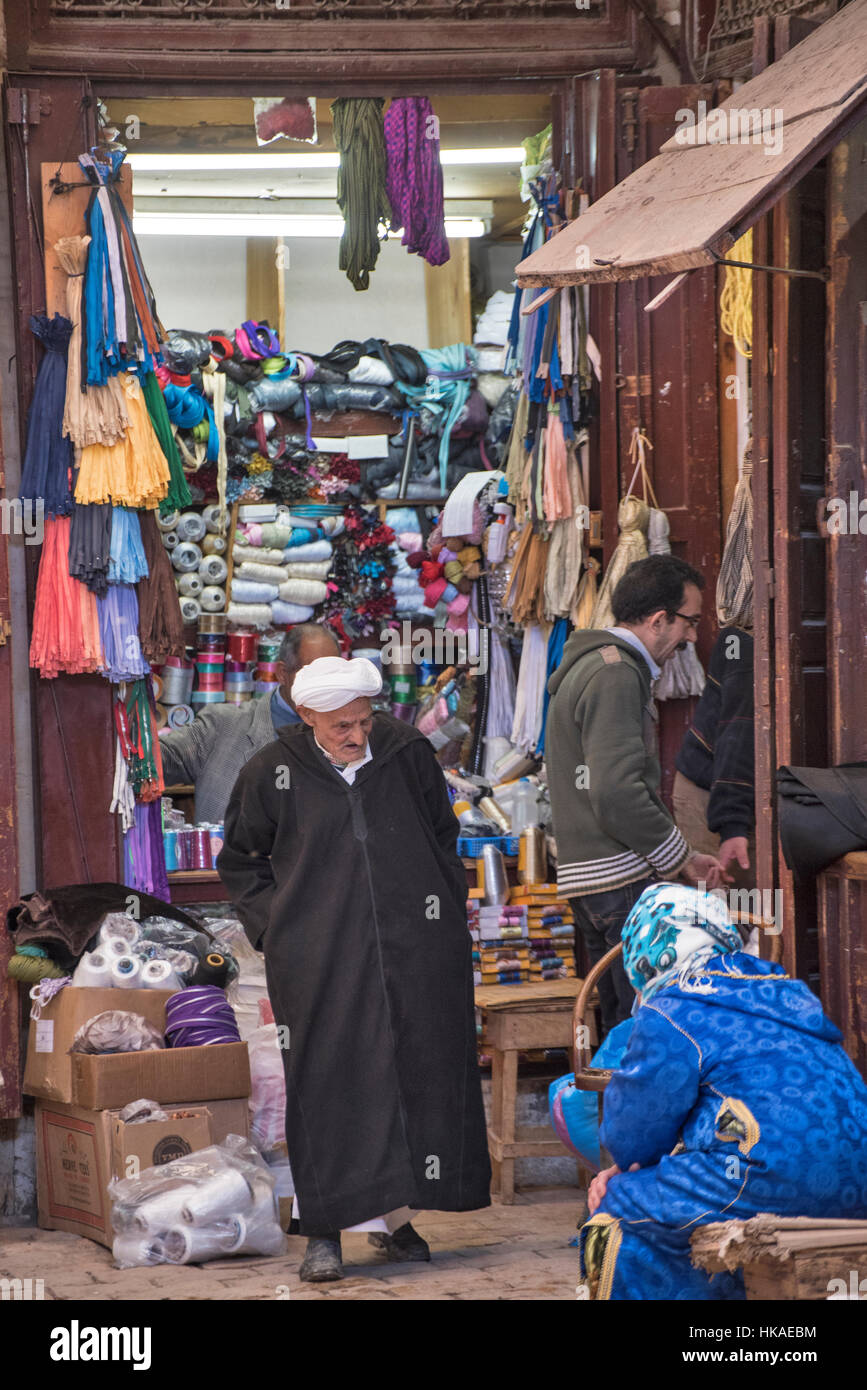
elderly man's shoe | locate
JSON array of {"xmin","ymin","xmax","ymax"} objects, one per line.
[
  {"xmin": 299, "ymin": 1236, "xmax": 343, "ymax": 1282},
  {"xmin": 367, "ymin": 1222, "xmax": 431, "ymax": 1262}
]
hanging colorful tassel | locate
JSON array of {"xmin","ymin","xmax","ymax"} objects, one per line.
[
  {"xmin": 20, "ymin": 314, "xmax": 74, "ymax": 517},
  {"xmin": 123, "ymin": 799, "xmax": 169, "ymax": 902},
  {"xmin": 115, "ymin": 678, "xmax": 165, "ymax": 802},
  {"xmin": 96, "ymin": 584, "xmax": 150, "ymax": 682},
  {"xmin": 75, "ymin": 373, "xmax": 170, "ymax": 508},
  {"xmin": 140, "ymin": 370, "xmax": 192, "ymax": 515},
  {"xmin": 29, "ymin": 517, "xmax": 103, "ymax": 678},
  {"xmin": 332, "ymin": 97, "xmax": 392, "ymax": 292},
  {"xmin": 108, "ymin": 507, "xmax": 149, "ymax": 584},
  {"xmin": 55, "ymin": 235, "xmax": 130, "ymax": 449},
  {"xmin": 384, "ymin": 97, "xmax": 449, "ymax": 267}
]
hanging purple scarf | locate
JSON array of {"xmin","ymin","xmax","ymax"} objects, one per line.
[
  {"xmin": 384, "ymin": 97, "xmax": 449, "ymax": 268},
  {"xmin": 123, "ymin": 799, "xmax": 169, "ymax": 902}
]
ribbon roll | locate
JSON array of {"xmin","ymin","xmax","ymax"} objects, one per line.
[
  {"xmin": 172, "ymin": 542, "xmax": 203, "ymax": 573},
  {"xmin": 176, "ymin": 511, "xmax": 207, "ymax": 543},
  {"xmin": 177, "ymin": 572, "xmax": 203, "ymax": 597},
  {"xmin": 200, "ymin": 586, "xmax": 227, "ymax": 612},
  {"xmin": 179, "ymin": 596, "xmax": 202, "ymax": 623},
  {"xmin": 201, "ymin": 535, "xmax": 226, "ymax": 556},
  {"xmin": 156, "ymin": 511, "xmax": 180, "ymax": 533},
  {"xmin": 162, "ymin": 531, "xmax": 179, "ymax": 550},
  {"xmin": 166, "ymin": 703, "xmax": 194, "ymax": 728},
  {"xmin": 199, "ymin": 555, "xmax": 228, "ymax": 584}
]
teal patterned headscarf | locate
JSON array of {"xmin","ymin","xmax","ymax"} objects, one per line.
[{"xmin": 621, "ymin": 883, "xmax": 743, "ymax": 1003}]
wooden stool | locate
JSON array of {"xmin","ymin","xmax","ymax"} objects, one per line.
[{"xmin": 476, "ymin": 979, "xmax": 596, "ymax": 1203}]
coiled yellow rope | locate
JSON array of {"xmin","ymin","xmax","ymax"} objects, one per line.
[{"xmin": 720, "ymin": 230, "xmax": 753, "ymax": 359}]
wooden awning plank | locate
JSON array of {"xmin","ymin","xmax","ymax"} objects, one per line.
[{"xmin": 516, "ymin": 0, "xmax": 867, "ymax": 288}]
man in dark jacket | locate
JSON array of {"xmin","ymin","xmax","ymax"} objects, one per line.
[
  {"xmin": 217, "ymin": 656, "xmax": 491, "ymax": 1283},
  {"xmin": 546, "ymin": 556, "xmax": 725, "ymax": 1034},
  {"xmin": 674, "ymin": 626, "xmax": 755, "ymax": 886}
]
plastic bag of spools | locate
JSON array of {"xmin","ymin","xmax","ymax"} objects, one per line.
[{"xmin": 109, "ymin": 1134, "xmax": 286, "ymax": 1268}]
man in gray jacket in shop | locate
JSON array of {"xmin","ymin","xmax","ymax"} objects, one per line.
[
  {"xmin": 160, "ymin": 622, "xmax": 339, "ymax": 823},
  {"xmin": 546, "ymin": 555, "xmax": 725, "ymax": 1035}
]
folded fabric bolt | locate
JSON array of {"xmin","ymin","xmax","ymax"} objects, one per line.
[
  {"xmin": 232, "ymin": 544, "xmax": 287, "ymax": 566},
  {"xmin": 270, "ymin": 600, "xmax": 315, "ymax": 625},
  {"xmin": 231, "ymin": 578, "xmax": 280, "ymax": 603},
  {"xmin": 225, "ymin": 603, "xmax": 274, "ymax": 630},
  {"xmin": 283, "ymin": 560, "xmax": 331, "ymax": 580},
  {"xmin": 237, "ymin": 561, "xmax": 290, "ymax": 585},
  {"xmin": 280, "ymin": 539, "xmax": 332, "ymax": 564},
  {"xmin": 277, "ymin": 578, "xmax": 327, "ymax": 606}
]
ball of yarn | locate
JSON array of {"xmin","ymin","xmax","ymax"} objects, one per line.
[
  {"xmin": 277, "ymin": 578, "xmax": 327, "ymax": 606},
  {"xmin": 201, "ymin": 535, "xmax": 226, "ymax": 556},
  {"xmin": 172, "ymin": 541, "xmax": 203, "ymax": 573},
  {"xmin": 8, "ymin": 954, "xmax": 68, "ymax": 982},
  {"xmin": 162, "ymin": 531, "xmax": 179, "ymax": 550},
  {"xmin": 179, "ymin": 596, "xmax": 201, "ymax": 623},
  {"xmin": 157, "ymin": 511, "xmax": 180, "ymax": 533},
  {"xmin": 202, "ymin": 503, "xmax": 223, "ymax": 534},
  {"xmin": 199, "ymin": 554, "xmax": 228, "ymax": 584},
  {"xmin": 177, "ymin": 572, "xmax": 203, "ymax": 597},
  {"xmin": 226, "ymin": 602, "xmax": 275, "ymax": 630},
  {"xmin": 176, "ymin": 511, "xmax": 206, "ymax": 543},
  {"xmin": 231, "ymin": 578, "xmax": 280, "ymax": 604},
  {"xmin": 271, "ymin": 600, "xmax": 314, "ymax": 625}
]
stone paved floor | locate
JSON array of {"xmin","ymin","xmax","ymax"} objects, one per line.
[{"xmin": 0, "ymin": 1188, "xmax": 584, "ymax": 1301}]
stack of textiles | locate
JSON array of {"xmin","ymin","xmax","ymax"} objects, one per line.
[
  {"xmin": 509, "ymin": 885, "xmax": 576, "ymax": 980},
  {"xmin": 476, "ymin": 904, "xmax": 529, "ymax": 986}
]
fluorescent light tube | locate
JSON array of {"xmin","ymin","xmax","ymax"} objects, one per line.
[
  {"xmin": 126, "ymin": 148, "xmax": 523, "ymax": 173},
  {"xmin": 133, "ymin": 212, "xmax": 486, "ymax": 238}
]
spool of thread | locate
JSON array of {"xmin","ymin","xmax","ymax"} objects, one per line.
[
  {"xmin": 172, "ymin": 541, "xmax": 203, "ymax": 573},
  {"xmin": 98, "ymin": 917, "xmax": 140, "ymax": 947},
  {"xmin": 199, "ymin": 586, "xmax": 226, "ymax": 613},
  {"xmin": 166, "ymin": 703, "xmax": 194, "ymax": 729},
  {"xmin": 174, "ymin": 828, "xmax": 193, "ymax": 870},
  {"xmin": 199, "ymin": 554, "xmax": 228, "ymax": 584},
  {"xmin": 192, "ymin": 690, "xmax": 225, "ymax": 705},
  {"xmin": 180, "ymin": 596, "xmax": 202, "ymax": 623},
  {"xmin": 162, "ymin": 1223, "xmax": 241, "ymax": 1265},
  {"xmin": 180, "ymin": 1169, "xmax": 253, "ymax": 1225},
  {"xmin": 160, "ymin": 659, "xmax": 194, "ymax": 705},
  {"xmin": 151, "ymin": 673, "xmax": 163, "ymax": 701},
  {"xmin": 389, "ymin": 672, "xmax": 417, "ymax": 704},
  {"xmin": 227, "ymin": 1211, "xmax": 285, "ymax": 1258},
  {"xmin": 225, "ymin": 691, "xmax": 252, "ymax": 705},
  {"xmin": 518, "ymin": 826, "xmax": 547, "ymax": 885},
  {"xmin": 163, "ymin": 828, "xmax": 178, "ymax": 870},
  {"xmin": 162, "ymin": 531, "xmax": 179, "ymax": 550},
  {"xmin": 110, "ymin": 955, "xmax": 142, "ymax": 988},
  {"xmin": 479, "ymin": 796, "xmax": 511, "ymax": 832},
  {"xmin": 255, "ymin": 661, "xmax": 278, "ymax": 678},
  {"xmin": 156, "ymin": 511, "xmax": 180, "ymax": 533},
  {"xmin": 197, "ymin": 632, "xmax": 226, "ymax": 653},
  {"xmin": 198, "ymin": 613, "xmax": 227, "ymax": 634},
  {"xmin": 190, "ymin": 828, "xmax": 212, "ymax": 869},
  {"xmin": 257, "ymin": 637, "xmax": 282, "ymax": 662},
  {"xmin": 141, "ymin": 959, "xmax": 182, "ymax": 991},
  {"xmin": 191, "ymin": 951, "xmax": 231, "ymax": 988},
  {"xmin": 481, "ymin": 843, "xmax": 510, "ymax": 907},
  {"xmin": 202, "ymin": 503, "xmax": 224, "ymax": 534},
  {"xmin": 201, "ymin": 534, "xmax": 227, "ymax": 557},
  {"xmin": 254, "ymin": 682, "xmax": 280, "ymax": 697},
  {"xmin": 132, "ymin": 1185, "xmax": 198, "ymax": 1233},
  {"xmin": 177, "ymin": 572, "xmax": 203, "ymax": 597},
  {"xmin": 154, "ymin": 703, "xmax": 168, "ymax": 730},
  {"xmin": 169, "ymin": 951, "xmax": 197, "ymax": 980},
  {"xmin": 112, "ymin": 1234, "xmax": 165, "ymax": 1267},
  {"xmin": 176, "ymin": 511, "xmax": 207, "ymax": 543},
  {"xmin": 72, "ymin": 951, "xmax": 112, "ymax": 988},
  {"xmin": 227, "ymin": 631, "xmax": 258, "ymax": 663},
  {"xmin": 102, "ymin": 935, "xmax": 138, "ymax": 962}
]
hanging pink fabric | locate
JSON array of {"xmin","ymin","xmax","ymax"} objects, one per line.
[
  {"xmin": 542, "ymin": 412, "xmax": 572, "ymax": 522},
  {"xmin": 384, "ymin": 97, "xmax": 449, "ymax": 268}
]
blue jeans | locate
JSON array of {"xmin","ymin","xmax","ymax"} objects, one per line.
[{"xmin": 569, "ymin": 878, "xmax": 654, "ymax": 1037}]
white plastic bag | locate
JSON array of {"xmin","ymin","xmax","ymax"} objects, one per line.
[
  {"xmin": 109, "ymin": 1135, "xmax": 286, "ymax": 1268},
  {"xmin": 247, "ymin": 1023, "xmax": 287, "ymax": 1153}
]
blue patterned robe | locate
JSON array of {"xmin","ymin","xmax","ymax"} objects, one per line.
[{"xmin": 581, "ymin": 953, "xmax": 867, "ymax": 1300}]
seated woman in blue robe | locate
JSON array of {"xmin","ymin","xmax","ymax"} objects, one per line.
[{"xmin": 581, "ymin": 884, "xmax": 867, "ymax": 1301}]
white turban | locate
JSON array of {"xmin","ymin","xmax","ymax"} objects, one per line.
[{"xmin": 291, "ymin": 655, "xmax": 383, "ymax": 712}]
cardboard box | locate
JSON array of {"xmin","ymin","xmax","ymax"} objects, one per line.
[
  {"xmin": 24, "ymin": 988, "xmax": 173, "ymax": 1105},
  {"xmin": 72, "ymin": 1042, "xmax": 250, "ymax": 1111},
  {"xmin": 36, "ymin": 1097, "xmax": 251, "ymax": 1248}
]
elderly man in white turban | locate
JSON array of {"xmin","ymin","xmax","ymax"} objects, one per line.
[{"xmin": 217, "ymin": 655, "xmax": 491, "ymax": 1282}]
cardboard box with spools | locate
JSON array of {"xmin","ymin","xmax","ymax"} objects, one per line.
[
  {"xmin": 23, "ymin": 986, "xmax": 250, "ymax": 1107},
  {"xmin": 35, "ymin": 1098, "xmax": 251, "ymax": 1247},
  {"xmin": 24, "ymin": 986, "xmax": 253, "ymax": 1247}
]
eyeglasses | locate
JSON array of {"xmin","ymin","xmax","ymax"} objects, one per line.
[{"xmin": 673, "ymin": 611, "xmax": 701, "ymax": 630}]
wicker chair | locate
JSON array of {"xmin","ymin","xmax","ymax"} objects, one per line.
[{"xmin": 571, "ymin": 913, "xmax": 779, "ymax": 1091}]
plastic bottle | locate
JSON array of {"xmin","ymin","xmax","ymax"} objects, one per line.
[{"xmin": 508, "ymin": 779, "xmax": 539, "ymax": 834}]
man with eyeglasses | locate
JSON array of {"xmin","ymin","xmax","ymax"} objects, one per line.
[{"xmin": 546, "ymin": 555, "xmax": 727, "ymax": 1035}]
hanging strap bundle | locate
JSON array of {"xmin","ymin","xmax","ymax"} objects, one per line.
[
  {"xmin": 332, "ymin": 97, "xmax": 393, "ymax": 292},
  {"xmin": 589, "ymin": 428, "xmax": 654, "ymax": 629},
  {"xmin": 716, "ymin": 437, "xmax": 754, "ymax": 630}
]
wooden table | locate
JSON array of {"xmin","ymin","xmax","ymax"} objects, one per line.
[{"xmin": 475, "ymin": 979, "xmax": 594, "ymax": 1203}]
